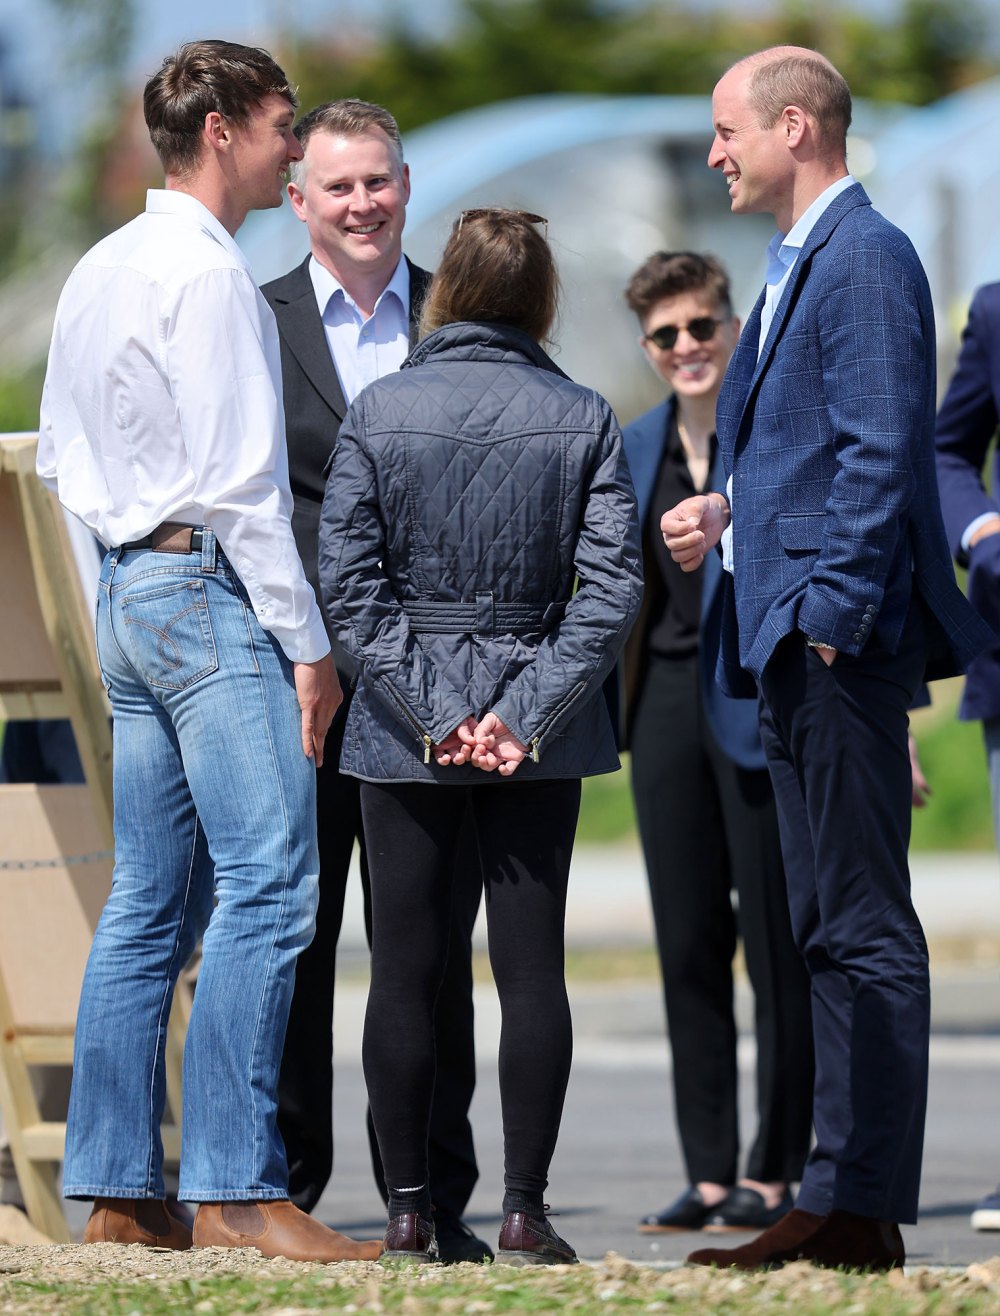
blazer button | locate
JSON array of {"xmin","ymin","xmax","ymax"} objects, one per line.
[{"xmin": 853, "ymin": 632, "xmax": 863, "ymax": 642}]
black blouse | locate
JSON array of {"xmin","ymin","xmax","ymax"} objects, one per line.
[{"xmin": 644, "ymin": 413, "xmax": 717, "ymax": 659}]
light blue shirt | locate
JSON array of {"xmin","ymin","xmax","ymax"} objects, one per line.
[
  {"xmin": 723, "ymin": 174, "xmax": 857, "ymax": 572},
  {"xmin": 757, "ymin": 174, "xmax": 856, "ymax": 359},
  {"xmin": 308, "ymin": 255, "xmax": 411, "ymax": 404}
]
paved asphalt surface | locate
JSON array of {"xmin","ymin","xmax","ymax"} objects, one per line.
[
  {"xmin": 303, "ymin": 845, "xmax": 1000, "ymax": 1271},
  {"xmin": 54, "ymin": 845, "xmax": 1000, "ymax": 1269}
]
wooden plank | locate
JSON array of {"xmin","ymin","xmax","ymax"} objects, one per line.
[
  {"xmin": 0, "ymin": 473, "xmax": 60, "ymax": 686},
  {"xmin": 0, "ymin": 691, "xmax": 66, "ymax": 720},
  {"xmin": 8, "ymin": 441, "xmax": 113, "ymax": 840},
  {"xmin": 0, "ymin": 785, "xmax": 112, "ymax": 1032}
]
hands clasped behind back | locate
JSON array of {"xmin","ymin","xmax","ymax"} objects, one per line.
[{"xmin": 433, "ymin": 712, "xmax": 528, "ymax": 776}]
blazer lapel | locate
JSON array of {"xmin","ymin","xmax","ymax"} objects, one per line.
[
  {"xmin": 732, "ymin": 182, "xmax": 871, "ymax": 447},
  {"xmin": 273, "ymin": 258, "xmax": 348, "ymax": 421},
  {"xmin": 717, "ymin": 287, "xmax": 764, "ymax": 464},
  {"xmin": 407, "ymin": 261, "xmax": 433, "ymax": 348}
]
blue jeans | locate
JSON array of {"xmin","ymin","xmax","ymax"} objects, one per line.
[{"xmin": 63, "ymin": 532, "xmax": 319, "ymax": 1202}]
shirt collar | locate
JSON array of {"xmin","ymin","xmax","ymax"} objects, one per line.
[
  {"xmin": 767, "ymin": 174, "xmax": 857, "ymax": 276},
  {"xmin": 308, "ymin": 254, "xmax": 410, "ymax": 319},
  {"xmin": 144, "ymin": 188, "xmax": 249, "ymax": 269}
]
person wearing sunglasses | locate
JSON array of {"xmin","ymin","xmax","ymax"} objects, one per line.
[
  {"xmin": 616, "ymin": 251, "xmax": 814, "ymax": 1237},
  {"xmin": 317, "ymin": 208, "xmax": 642, "ymax": 1264}
]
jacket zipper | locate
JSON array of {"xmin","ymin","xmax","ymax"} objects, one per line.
[
  {"xmin": 378, "ymin": 678, "xmax": 434, "ymax": 763},
  {"xmin": 527, "ymin": 681, "xmax": 586, "ymax": 763}
]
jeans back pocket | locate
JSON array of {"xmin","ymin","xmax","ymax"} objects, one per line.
[{"xmin": 119, "ymin": 577, "xmax": 218, "ymax": 691}]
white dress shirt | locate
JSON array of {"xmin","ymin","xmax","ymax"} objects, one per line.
[
  {"xmin": 307, "ymin": 255, "xmax": 411, "ymax": 405},
  {"xmin": 37, "ymin": 188, "xmax": 329, "ymax": 664},
  {"xmin": 722, "ymin": 174, "xmax": 857, "ymax": 571}
]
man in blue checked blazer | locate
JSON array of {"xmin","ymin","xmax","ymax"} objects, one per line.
[{"xmin": 663, "ymin": 46, "xmax": 994, "ymax": 1273}]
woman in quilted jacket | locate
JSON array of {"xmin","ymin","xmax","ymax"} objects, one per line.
[{"xmin": 318, "ymin": 208, "xmax": 643, "ymax": 1265}]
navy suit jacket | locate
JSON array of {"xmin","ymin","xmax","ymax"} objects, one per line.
[
  {"xmin": 716, "ymin": 182, "xmax": 992, "ymax": 696},
  {"xmin": 935, "ymin": 281, "xmax": 1000, "ymax": 720},
  {"xmin": 619, "ymin": 396, "xmax": 766, "ymax": 771}
]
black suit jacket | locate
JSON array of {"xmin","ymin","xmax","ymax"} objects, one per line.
[{"xmin": 262, "ymin": 255, "xmax": 433, "ymax": 674}]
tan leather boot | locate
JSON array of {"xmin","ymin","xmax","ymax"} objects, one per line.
[
  {"xmin": 193, "ymin": 1199, "xmax": 383, "ymax": 1262},
  {"xmin": 84, "ymin": 1197, "xmax": 193, "ymax": 1249}
]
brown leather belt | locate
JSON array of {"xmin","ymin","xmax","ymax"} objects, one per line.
[{"xmin": 120, "ymin": 522, "xmax": 205, "ymax": 554}]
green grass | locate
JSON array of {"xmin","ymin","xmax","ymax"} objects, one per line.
[
  {"xmin": 4, "ymin": 1258, "xmax": 1000, "ymax": 1316},
  {"xmin": 576, "ymin": 681, "xmax": 996, "ymax": 853},
  {"xmin": 909, "ymin": 680, "xmax": 995, "ymax": 851}
]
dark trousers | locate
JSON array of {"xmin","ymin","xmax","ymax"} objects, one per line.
[
  {"xmin": 630, "ymin": 652, "xmax": 813, "ymax": 1186},
  {"xmin": 757, "ymin": 605, "xmax": 929, "ymax": 1224},
  {"xmin": 276, "ymin": 693, "xmax": 482, "ymax": 1217},
  {"xmin": 359, "ymin": 778, "xmax": 581, "ymax": 1203}
]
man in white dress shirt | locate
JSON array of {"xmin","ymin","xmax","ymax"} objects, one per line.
[{"xmin": 37, "ymin": 39, "xmax": 381, "ymax": 1263}]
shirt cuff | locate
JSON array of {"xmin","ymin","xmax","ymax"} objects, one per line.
[{"xmin": 961, "ymin": 512, "xmax": 1000, "ymax": 554}]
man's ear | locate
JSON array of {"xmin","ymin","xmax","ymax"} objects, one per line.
[
  {"xmin": 288, "ymin": 180, "xmax": 307, "ymax": 222},
  {"xmin": 781, "ymin": 104, "xmax": 808, "ymax": 149},
  {"xmin": 203, "ymin": 110, "xmax": 232, "ymax": 157}
]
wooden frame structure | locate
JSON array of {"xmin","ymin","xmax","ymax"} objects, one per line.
[{"xmin": 0, "ymin": 435, "xmax": 186, "ymax": 1241}]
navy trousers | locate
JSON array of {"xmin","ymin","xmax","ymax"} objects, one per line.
[{"xmin": 757, "ymin": 601, "xmax": 929, "ymax": 1224}]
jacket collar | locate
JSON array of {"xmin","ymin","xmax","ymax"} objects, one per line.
[
  {"xmin": 406, "ymin": 320, "xmax": 570, "ymax": 378},
  {"xmin": 270, "ymin": 255, "xmax": 432, "ymax": 420},
  {"xmin": 725, "ymin": 182, "xmax": 871, "ymax": 438}
]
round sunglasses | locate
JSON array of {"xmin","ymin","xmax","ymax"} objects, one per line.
[{"xmin": 644, "ymin": 317, "xmax": 723, "ymax": 351}]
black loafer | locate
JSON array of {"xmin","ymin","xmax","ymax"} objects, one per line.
[
  {"xmin": 637, "ymin": 1185, "xmax": 719, "ymax": 1233},
  {"xmin": 703, "ymin": 1185, "xmax": 794, "ymax": 1232}
]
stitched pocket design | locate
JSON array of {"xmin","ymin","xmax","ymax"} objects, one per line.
[{"xmin": 120, "ymin": 578, "xmax": 218, "ymax": 691}]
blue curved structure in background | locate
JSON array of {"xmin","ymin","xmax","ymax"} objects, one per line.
[{"xmin": 234, "ymin": 83, "xmax": 1000, "ymax": 414}]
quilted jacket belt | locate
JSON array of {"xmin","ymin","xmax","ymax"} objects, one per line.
[{"xmin": 403, "ymin": 596, "xmax": 566, "ymax": 637}]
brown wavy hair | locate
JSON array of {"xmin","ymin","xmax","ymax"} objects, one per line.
[{"xmin": 144, "ymin": 39, "xmax": 297, "ymax": 176}]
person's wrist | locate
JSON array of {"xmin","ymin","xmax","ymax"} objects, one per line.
[
  {"xmin": 970, "ymin": 516, "xmax": 1000, "ymax": 548},
  {"xmin": 804, "ymin": 634, "xmax": 836, "ymax": 651}
]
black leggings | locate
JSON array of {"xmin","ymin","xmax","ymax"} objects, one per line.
[{"xmin": 359, "ymin": 778, "xmax": 581, "ymax": 1203}]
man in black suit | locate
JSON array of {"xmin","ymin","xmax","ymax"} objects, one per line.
[{"xmin": 261, "ymin": 100, "xmax": 488, "ymax": 1264}]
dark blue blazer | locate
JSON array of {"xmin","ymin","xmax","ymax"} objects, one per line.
[
  {"xmin": 935, "ymin": 281, "xmax": 1000, "ymax": 721},
  {"xmin": 619, "ymin": 395, "xmax": 766, "ymax": 771},
  {"xmin": 715, "ymin": 182, "xmax": 992, "ymax": 696}
]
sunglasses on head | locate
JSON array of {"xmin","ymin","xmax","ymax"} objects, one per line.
[
  {"xmin": 644, "ymin": 317, "xmax": 723, "ymax": 351},
  {"xmin": 456, "ymin": 208, "xmax": 549, "ymax": 236}
]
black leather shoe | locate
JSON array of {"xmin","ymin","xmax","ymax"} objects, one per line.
[
  {"xmin": 704, "ymin": 1186, "xmax": 794, "ymax": 1232},
  {"xmin": 381, "ymin": 1212, "xmax": 439, "ymax": 1263},
  {"xmin": 497, "ymin": 1210, "xmax": 578, "ymax": 1266},
  {"xmin": 638, "ymin": 1185, "xmax": 719, "ymax": 1233},
  {"xmin": 434, "ymin": 1209, "xmax": 494, "ymax": 1263}
]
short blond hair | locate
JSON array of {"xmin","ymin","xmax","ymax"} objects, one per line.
[{"xmin": 737, "ymin": 47, "xmax": 851, "ymax": 163}]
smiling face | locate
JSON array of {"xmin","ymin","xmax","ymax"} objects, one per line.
[
  {"xmin": 708, "ymin": 64, "xmax": 792, "ymax": 227},
  {"xmin": 288, "ymin": 128, "xmax": 410, "ymax": 288},
  {"xmin": 229, "ymin": 93, "xmax": 303, "ymax": 213},
  {"xmin": 640, "ymin": 290, "xmax": 739, "ymax": 403}
]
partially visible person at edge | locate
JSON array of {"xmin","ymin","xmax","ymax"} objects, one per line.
[
  {"xmin": 36, "ymin": 39, "xmax": 382, "ymax": 1264},
  {"xmin": 661, "ymin": 46, "xmax": 993, "ymax": 1273},
  {"xmin": 615, "ymin": 251, "xmax": 813, "ymax": 1238},
  {"xmin": 261, "ymin": 98, "xmax": 489, "ymax": 1264},
  {"xmin": 935, "ymin": 280, "xmax": 1000, "ymax": 1236},
  {"xmin": 317, "ymin": 209, "xmax": 643, "ymax": 1265}
]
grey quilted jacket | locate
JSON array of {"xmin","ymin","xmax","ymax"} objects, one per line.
[{"xmin": 318, "ymin": 320, "xmax": 643, "ymax": 783}]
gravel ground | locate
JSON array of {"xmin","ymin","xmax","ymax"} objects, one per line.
[{"xmin": 0, "ymin": 1241, "xmax": 999, "ymax": 1312}]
